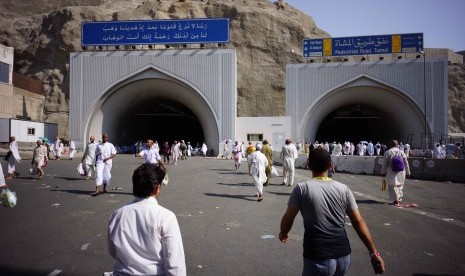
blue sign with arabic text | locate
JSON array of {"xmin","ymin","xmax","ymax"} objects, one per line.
[
  {"xmin": 81, "ymin": 18, "xmax": 230, "ymax": 46},
  {"xmin": 303, "ymin": 33, "xmax": 423, "ymax": 57}
]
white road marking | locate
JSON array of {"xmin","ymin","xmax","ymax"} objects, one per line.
[{"xmin": 46, "ymin": 269, "xmax": 62, "ymax": 276}]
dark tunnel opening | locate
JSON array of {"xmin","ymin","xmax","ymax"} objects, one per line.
[
  {"xmin": 314, "ymin": 104, "xmax": 401, "ymax": 145},
  {"xmin": 112, "ymin": 100, "xmax": 205, "ymax": 148}
]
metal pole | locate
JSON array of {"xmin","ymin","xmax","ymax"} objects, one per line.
[{"xmin": 423, "ymin": 51, "xmax": 427, "ymax": 149}]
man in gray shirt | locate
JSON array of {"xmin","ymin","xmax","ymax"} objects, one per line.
[{"xmin": 279, "ymin": 147, "xmax": 385, "ymax": 275}]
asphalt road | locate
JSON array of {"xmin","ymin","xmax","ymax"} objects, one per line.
[{"xmin": 1, "ymin": 154, "xmax": 464, "ymax": 276}]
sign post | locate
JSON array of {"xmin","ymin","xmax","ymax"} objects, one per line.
[
  {"xmin": 81, "ymin": 18, "xmax": 230, "ymax": 47},
  {"xmin": 303, "ymin": 33, "xmax": 423, "ymax": 57}
]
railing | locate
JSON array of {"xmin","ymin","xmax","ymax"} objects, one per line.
[{"xmin": 12, "ymin": 72, "xmax": 44, "ymax": 95}]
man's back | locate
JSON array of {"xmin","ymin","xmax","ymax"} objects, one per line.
[
  {"xmin": 281, "ymin": 144, "xmax": 294, "ymax": 159},
  {"xmin": 288, "ymin": 179, "xmax": 358, "ymax": 259},
  {"xmin": 108, "ymin": 197, "xmax": 186, "ymax": 276},
  {"xmin": 261, "ymin": 144, "xmax": 273, "ymax": 164}
]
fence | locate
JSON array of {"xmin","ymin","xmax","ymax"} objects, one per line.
[{"xmin": 12, "ymin": 72, "xmax": 44, "ymax": 95}]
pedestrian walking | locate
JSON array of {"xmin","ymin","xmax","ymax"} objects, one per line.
[
  {"xmin": 381, "ymin": 140, "xmax": 410, "ymax": 205},
  {"xmin": 163, "ymin": 142, "xmax": 171, "ymax": 164},
  {"xmin": 280, "ymin": 139, "xmax": 295, "ymax": 186},
  {"xmin": 247, "ymin": 144, "xmax": 268, "ymax": 202},
  {"xmin": 92, "ymin": 133, "xmax": 117, "ymax": 196},
  {"xmin": 108, "ymin": 163, "xmax": 186, "ymax": 275},
  {"xmin": 32, "ymin": 140, "xmax": 47, "ymax": 180},
  {"xmin": 279, "ymin": 147, "xmax": 385, "ymax": 275},
  {"xmin": 81, "ymin": 136, "xmax": 97, "ymax": 180},
  {"xmin": 6, "ymin": 136, "xmax": 21, "ymax": 179},
  {"xmin": 261, "ymin": 140, "xmax": 273, "ymax": 186}
]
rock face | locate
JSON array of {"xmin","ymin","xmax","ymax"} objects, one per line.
[
  {"xmin": 0, "ymin": 0, "xmax": 464, "ymax": 137},
  {"xmin": 448, "ymin": 64, "xmax": 465, "ymax": 133}
]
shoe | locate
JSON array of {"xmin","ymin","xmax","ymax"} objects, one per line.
[
  {"xmin": 280, "ymin": 183, "xmax": 286, "ymax": 186},
  {"xmin": 257, "ymin": 196, "xmax": 263, "ymax": 202},
  {"xmin": 14, "ymin": 172, "xmax": 20, "ymax": 177},
  {"xmin": 5, "ymin": 176, "xmax": 13, "ymax": 180}
]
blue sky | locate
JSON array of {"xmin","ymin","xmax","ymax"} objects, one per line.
[{"xmin": 285, "ymin": 0, "xmax": 465, "ymax": 52}]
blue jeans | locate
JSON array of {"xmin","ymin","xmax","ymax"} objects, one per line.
[{"xmin": 303, "ymin": 255, "xmax": 351, "ymax": 276}]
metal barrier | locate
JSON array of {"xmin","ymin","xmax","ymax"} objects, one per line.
[{"xmin": 274, "ymin": 151, "xmax": 465, "ymax": 183}]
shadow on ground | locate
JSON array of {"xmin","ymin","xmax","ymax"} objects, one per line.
[{"xmin": 204, "ymin": 192, "xmax": 257, "ymax": 201}]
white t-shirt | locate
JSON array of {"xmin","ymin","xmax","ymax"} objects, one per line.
[
  {"xmin": 139, "ymin": 147, "xmax": 161, "ymax": 164},
  {"xmin": 108, "ymin": 197, "xmax": 186, "ymax": 276},
  {"xmin": 95, "ymin": 142, "xmax": 117, "ymax": 164}
]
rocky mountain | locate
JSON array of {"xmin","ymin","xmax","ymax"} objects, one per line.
[
  {"xmin": 448, "ymin": 64, "xmax": 465, "ymax": 133},
  {"xmin": 0, "ymin": 0, "xmax": 464, "ymax": 137}
]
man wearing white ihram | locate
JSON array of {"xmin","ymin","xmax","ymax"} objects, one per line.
[
  {"xmin": 6, "ymin": 136, "xmax": 21, "ymax": 179},
  {"xmin": 248, "ymin": 144, "xmax": 268, "ymax": 202},
  {"xmin": 280, "ymin": 139, "xmax": 296, "ymax": 187},
  {"xmin": 81, "ymin": 136, "xmax": 97, "ymax": 179},
  {"xmin": 381, "ymin": 140, "xmax": 411, "ymax": 205},
  {"xmin": 54, "ymin": 137, "xmax": 62, "ymax": 160},
  {"xmin": 68, "ymin": 139, "xmax": 76, "ymax": 160},
  {"xmin": 93, "ymin": 133, "xmax": 117, "ymax": 196}
]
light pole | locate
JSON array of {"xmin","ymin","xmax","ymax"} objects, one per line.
[{"xmin": 420, "ymin": 50, "xmax": 428, "ymax": 149}]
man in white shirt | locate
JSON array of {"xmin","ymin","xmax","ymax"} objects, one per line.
[
  {"xmin": 81, "ymin": 136, "xmax": 97, "ymax": 180},
  {"xmin": 6, "ymin": 136, "xmax": 21, "ymax": 179},
  {"xmin": 357, "ymin": 142, "xmax": 364, "ymax": 156},
  {"xmin": 93, "ymin": 133, "xmax": 117, "ymax": 196},
  {"xmin": 54, "ymin": 137, "xmax": 62, "ymax": 160},
  {"xmin": 248, "ymin": 144, "xmax": 268, "ymax": 202},
  {"xmin": 280, "ymin": 139, "xmax": 296, "ymax": 187},
  {"xmin": 108, "ymin": 163, "xmax": 186, "ymax": 276},
  {"xmin": 171, "ymin": 140, "xmax": 180, "ymax": 165},
  {"xmin": 68, "ymin": 139, "xmax": 76, "ymax": 160},
  {"xmin": 32, "ymin": 140, "xmax": 48, "ymax": 179},
  {"xmin": 404, "ymin": 143, "xmax": 411, "ymax": 157},
  {"xmin": 367, "ymin": 141, "xmax": 374, "ymax": 156},
  {"xmin": 135, "ymin": 139, "xmax": 161, "ymax": 165},
  {"xmin": 381, "ymin": 140, "xmax": 411, "ymax": 205}
]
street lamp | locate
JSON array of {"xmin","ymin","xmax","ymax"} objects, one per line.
[{"xmin": 420, "ymin": 50, "xmax": 428, "ymax": 149}]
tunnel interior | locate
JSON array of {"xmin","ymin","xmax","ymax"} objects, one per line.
[
  {"xmin": 112, "ymin": 99, "xmax": 204, "ymax": 147},
  {"xmin": 315, "ymin": 104, "xmax": 401, "ymax": 145},
  {"xmin": 92, "ymin": 77, "xmax": 219, "ymax": 150}
]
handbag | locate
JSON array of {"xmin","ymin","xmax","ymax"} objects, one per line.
[
  {"xmin": 381, "ymin": 178, "xmax": 387, "ymax": 191},
  {"xmin": 271, "ymin": 166, "xmax": 279, "ymax": 177}
]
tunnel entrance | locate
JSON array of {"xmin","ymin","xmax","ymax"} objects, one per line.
[
  {"xmin": 113, "ymin": 100, "xmax": 204, "ymax": 147},
  {"xmin": 315, "ymin": 104, "xmax": 401, "ymax": 144}
]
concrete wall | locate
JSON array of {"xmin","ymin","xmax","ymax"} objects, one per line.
[
  {"xmin": 12, "ymin": 86, "xmax": 45, "ymax": 121},
  {"xmin": 286, "ymin": 58, "xmax": 448, "ymax": 148},
  {"xmin": 0, "ymin": 83, "xmax": 14, "ymax": 118},
  {"xmin": 235, "ymin": 116, "xmax": 291, "ymax": 150},
  {"xmin": 424, "ymin": 48, "xmax": 463, "ymax": 65},
  {"xmin": 0, "ymin": 84, "xmax": 45, "ymax": 121},
  {"xmin": 274, "ymin": 153, "xmax": 465, "ymax": 183},
  {"xmin": 70, "ymin": 49, "xmax": 237, "ymax": 153}
]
